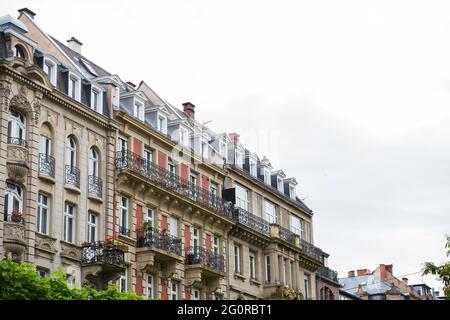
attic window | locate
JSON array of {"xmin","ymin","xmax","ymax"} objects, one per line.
[
  {"xmin": 180, "ymin": 127, "xmax": 189, "ymax": 147},
  {"xmin": 249, "ymin": 158, "xmax": 257, "ymax": 176},
  {"xmin": 43, "ymin": 57, "xmax": 57, "ymax": 86},
  {"xmin": 68, "ymin": 73, "xmax": 81, "ymax": 101},
  {"xmin": 264, "ymin": 168, "xmax": 271, "ymax": 184},
  {"xmin": 134, "ymin": 100, "xmax": 144, "ymax": 121},
  {"xmin": 277, "ymin": 177, "xmax": 283, "ymax": 192},
  {"xmin": 235, "ymin": 149, "xmax": 243, "ymax": 168},
  {"xmin": 91, "ymin": 86, "xmax": 102, "ymax": 112},
  {"xmin": 289, "ymin": 185, "xmax": 296, "ymax": 199},
  {"xmin": 158, "ymin": 115, "xmax": 167, "ymax": 134},
  {"xmin": 219, "ymin": 140, "xmax": 227, "ymax": 158}
]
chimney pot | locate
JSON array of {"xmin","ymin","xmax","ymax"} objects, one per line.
[
  {"xmin": 182, "ymin": 102, "xmax": 195, "ymax": 120},
  {"xmin": 18, "ymin": 8, "xmax": 36, "ymax": 19},
  {"xmin": 348, "ymin": 270, "xmax": 355, "ymax": 277},
  {"xmin": 126, "ymin": 81, "xmax": 136, "ymax": 88},
  {"xmin": 67, "ymin": 37, "xmax": 83, "ymax": 54},
  {"xmin": 229, "ymin": 132, "xmax": 240, "ymax": 144}
]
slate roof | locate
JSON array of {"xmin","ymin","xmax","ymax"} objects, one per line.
[
  {"xmin": 339, "ymin": 275, "xmax": 395, "ymax": 297},
  {"xmin": 50, "ymin": 36, "xmax": 111, "ymax": 79}
]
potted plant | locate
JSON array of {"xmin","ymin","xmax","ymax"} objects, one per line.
[{"xmin": 10, "ymin": 211, "xmax": 23, "ymax": 223}]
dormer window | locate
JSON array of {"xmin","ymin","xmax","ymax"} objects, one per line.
[
  {"xmin": 289, "ymin": 185, "xmax": 296, "ymax": 199},
  {"xmin": 158, "ymin": 115, "xmax": 167, "ymax": 134},
  {"xmin": 180, "ymin": 127, "xmax": 189, "ymax": 147},
  {"xmin": 134, "ymin": 100, "xmax": 144, "ymax": 121},
  {"xmin": 277, "ymin": 177, "xmax": 283, "ymax": 192},
  {"xmin": 219, "ymin": 140, "xmax": 227, "ymax": 158},
  {"xmin": 91, "ymin": 86, "xmax": 103, "ymax": 112},
  {"xmin": 201, "ymin": 141, "xmax": 208, "ymax": 159},
  {"xmin": 264, "ymin": 168, "xmax": 271, "ymax": 184},
  {"xmin": 235, "ymin": 149, "xmax": 243, "ymax": 168},
  {"xmin": 113, "ymin": 86, "xmax": 120, "ymax": 107},
  {"xmin": 68, "ymin": 73, "xmax": 81, "ymax": 101},
  {"xmin": 43, "ymin": 57, "xmax": 57, "ymax": 86},
  {"xmin": 249, "ymin": 158, "xmax": 257, "ymax": 177}
]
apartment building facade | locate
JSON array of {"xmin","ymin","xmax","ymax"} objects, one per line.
[{"xmin": 0, "ymin": 8, "xmax": 328, "ymax": 300}]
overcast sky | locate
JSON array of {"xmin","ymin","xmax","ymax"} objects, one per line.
[{"xmin": 3, "ymin": 0, "xmax": 449, "ymax": 294}]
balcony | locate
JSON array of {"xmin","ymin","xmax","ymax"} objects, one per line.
[
  {"xmin": 88, "ymin": 175, "xmax": 103, "ymax": 199},
  {"xmin": 6, "ymin": 137, "xmax": 29, "ymax": 181},
  {"xmin": 278, "ymin": 225, "xmax": 297, "ymax": 246},
  {"xmin": 185, "ymin": 246, "xmax": 225, "ymax": 275},
  {"xmin": 81, "ymin": 241, "xmax": 126, "ymax": 290},
  {"xmin": 65, "ymin": 165, "xmax": 80, "ymax": 190},
  {"xmin": 301, "ymin": 239, "xmax": 325, "ymax": 264},
  {"xmin": 137, "ymin": 227, "xmax": 182, "ymax": 257},
  {"xmin": 232, "ymin": 207, "xmax": 270, "ymax": 237},
  {"xmin": 38, "ymin": 153, "xmax": 55, "ymax": 181},
  {"xmin": 317, "ymin": 266, "xmax": 339, "ymax": 283},
  {"xmin": 115, "ymin": 150, "xmax": 233, "ymax": 218},
  {"xmin": 2, "ymin": 212, "xmax": 27, "ymax": 261}
]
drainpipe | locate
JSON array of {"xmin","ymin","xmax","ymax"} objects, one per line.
[{"xmin": 226, "ymin": 236, "xmax": 230, "ymax": 300}]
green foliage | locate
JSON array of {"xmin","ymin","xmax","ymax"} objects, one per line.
[
  {"xmin": 0, "ymin": 259, "xmax": 143, "ymax": 300},
  {"xmin": 422, "ymin": 236, "xmax": 450, "ymax": 298}
]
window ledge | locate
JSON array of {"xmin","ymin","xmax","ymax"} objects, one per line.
[
  {"xmin": 88, "ymin": 194, "xmax": 103, "ymax": 203},
  {"xmin": 250, "ymin": 279, "xmax": 261, "ymax": 287},
  {"xmin": 234, "ymin": 273, "xmax": 246, "ymax": 281}
]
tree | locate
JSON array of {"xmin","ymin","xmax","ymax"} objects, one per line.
[
  {"xmin": 0, "ymin": 259, "xmax": 143, "ymax": 300},
  {"xmin": 422, "ymin": 236, "xmax": 450, "ymax": 298}
]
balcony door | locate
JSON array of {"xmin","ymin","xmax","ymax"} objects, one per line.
[
  {"xmin": 66, "ymin": 136, "xmax": 77, "ymax": 169},
  {"xmin": 88, "ymin": 148, "xmax": 99, "ymax": 177},
  {"xmin": 40, "ymin": 135, "xmax": 52, "ymax": 156},
  {"xmin": 8, "ymin": 110, "xmax": 26, "ymax": 144}
]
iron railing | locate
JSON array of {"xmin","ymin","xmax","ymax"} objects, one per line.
[
  {"xmin": 115, "ymin": 150, "xmax": 233, "ymax": 218},
  {"xmin": 137, "ymin": 227, "xmax": 182, "ymax": 256},
  {"xmin": 317, "ymin": 266, "xmax": 339, "ymax": 283},
  {"xmin": 7, "ymin": 137, "xmax": 28, "ymax": 148},
  {"xmin": 39, "ymin": 153, "xmax": 55, "ymax": 178},
  {"xmin": 279, "ymin": 225, "xmax": 297, "ymax": 245},
  {"xmin": 119, "ymin": 225, "xmax": 131, "ymax": 237},
  {"xmin": 301, "ymin": 239, "xmax": 324, "ymax": 263},
  {"xmin": 65, "ymin": 165, "xmax": 80, "ymax": 188},
  {"xmin": 232, "ymin": 207, "xmax": 271, "ymax": 236},
  {"xmin": 88, "ymin": 175, "xmax": 103, "ymax": 198},
  {"xmin": 81, "ymin": 241, "xmax": 125, "ymax": 267},
  {"xmin": 185, "ymin": 246, "xmax": 225, "ymax": 273}
]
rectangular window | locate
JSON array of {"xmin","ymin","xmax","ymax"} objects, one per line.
[
  {"xmin": 87, "ymin": 211, "xmax": 97, "ymax": 243},
  {"xmin": 213, "ymin": 236, "xmax": 220, "ymax": 255},
  {"xmin": 192, "ymin": 227, "xmax": 200, "ymax": 248},
  {"xmin": 144, "ymin": 207, "xmax": 155, "ymax": 229},
  {"xmin": 291, "ymin": 215, "xmax": 302, "ymax": 236},
  {"xmin": 169, "ymin": 217, "xmax": 178, "ymax": 237},
  {"xmin": 189, "ymin": 172, "xmax": 198, "ymax": 186},
  {"xmin": 289, "ymin": 185, "xmax": 296, "ymax": 199},
  {"xmin": 201, "ymin": 141, "xmax": 208, "ymax": 159},
  {"xmin": 144, "ymin": 148, "xmax": 153, "ymax": 162},
  {"xmin": 180, "ymin": 128, "xmax": 189, "ymax": 147},
  {"xmin": 170, "ymin": 282, "xmax": 179, "ymax": 300},
  {"xmin": 264, "ymin": 200, "xmax": 277, "ymax": 224},
  {"xmin": 64, "ymin": 202, "xmax": 75, "ymax": 243},
  {"xmin": 304, "ymin": 274, "xmax": 310, "ymax": 299},
  {"xmin": 40, "ymin": 135, "xmax": 52, "ymax": 156},
  {"xmin": 264, "ymin": 255, "xmax": 271, "ymax": 283},
  {"xmin": 220, "ymin": 140, "xmax": 227, "ymax": 158},
  {"xmin": 146, "ymin": 273, "xmax": 154, "ymax": 299},
  {"xmin": 235, "ymin": 150, "xmax": 243, "ymax": 168},
  {"xmin": 234, "ymin": 244, "xmax": 241, "ymax": 274},
  {"xmin": 68, "ymin": 74, "xmax": 80, "ymax": 101},
  {"xmin": 264, "ymin": 169, "xmax": 271, "ymax": 184},
  {"xmin": 249, "ymin": 252, "xmax": 256, "ymax": 280},
  {"xmin": 37, "ymin": 193, "xmax": 49, "ymax": 235},
  {"xmin": 37, "ymin": 268, "xmax": 48, "ymax": 278},
  {"xmin": 277, "ymin": 178, "xmax": 284, "ymax": 192},
  {"xmin": 43, "ymin": 59, "xmax": 56, "ymax": 86},
  {"xmin": 235, "ymin": 183, "xmax": 249, "ymax": 211},
  {"xmin": 91, "ymin": 88, "xmax": 101, "ymax": 112},
  {"xmin": 168, "ymin": 160, "xmax": 176, "ymax": 176},
  {"xmin": 193, "ymin": 288, "xmax": 201, "ymax": 300},
  {"xmin": 118, "ymin": 268, "xmax": 128, "ymax": 293},
  {"xmin": 117, "ymin": 137, "xmax": 128, "ymax": 152},
  {"xmin": 119, "ymin": 196, "xmax": 129, "ymax": 235}
]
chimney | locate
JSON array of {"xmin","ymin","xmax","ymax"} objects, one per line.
[
  {"xmin": 67, "ymin": 37, "xmax": 82, "ymax": 54},
  {"xmin": 348, "ymin": 270, "xmax": 355, "ymax": 277},
  {"xmin": 182, "ymin": 102, "xmax": 195, "ymax": 119},
  {"xmin": 402, "ymin": 277, "xmax": 408, "ymax": 285},
  {"xmin": 385, "ymin": 264, "xmax": 393, "ymax": 275},
  {"xmin": 229, "ymin": 133, "xmax": 240, "ymax": 145},
  {"xmin": 18, "ymin": 8, "xmax": 36, "ymax": 20},
  {"xmin": 357, "ymin": 269, "xmax": 371, "ymax": 276}
]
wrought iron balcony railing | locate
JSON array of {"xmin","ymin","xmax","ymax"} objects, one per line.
[
  {"xmin": 65, "ymin": 165, "xmax": 80, "ymax": 188},
  {"xmin": 7, "ymin": 137, "xmax": 28, "ymax": 148},
  {"xmin": 81, "ymin": 241, "xmax": 125, "ymax": 267},
  {"xmin": 119, "ymin": 225, "xmax": 131, "ymax": 237},
  {"xmin": 301, "ymin": 239, "xmax": 324, "ymax": 263},
  {"xmin": 279, "ymin": 225, "xmax": 297, "ymax": 245},
  {"xmin": 88, "ymin": 175, "xmax": 103, "ymax": 198},
  {"xmin": 115, "ymin": 150, "xmax": 233, "ymax": 218},
  {"xmin": 232, "ymin": 207, "xmax": 271, "ymax": 236},
  {"xmin": 39, "ymin": 153, "xmax": 55, "ymax": 178},
  {"xmin": 185, "ymin": 246, "xmax": 225, "ymax": 273},
  {"xmin": 137, "ymin": 227, "xmax": 182, "ymax": 256},
  {"xmin": 317, "ymin": 266, "xmax": 339, "ymax": 283}
]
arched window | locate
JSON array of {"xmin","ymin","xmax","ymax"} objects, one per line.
[
  {"xmin": 88, "ymin": 148, "xmax": 99, "ymax": 177},
  {"xmin": 14, "ymin": 45, "xmax": 26, "ymax": 59},
  {"xmin": 320, "ymin": 287, "xmax": 335, "ymax": 300},
  {"xmin": 4, "ymin": 181, "xmax": 23, "ymax": 222},
  {"xmin": 8, "ymin": 110, "xmax": 26, "ymax": 147},
  {"xmin": 66, "ymin": 136, "xmax": 77, "ymax": 168}
]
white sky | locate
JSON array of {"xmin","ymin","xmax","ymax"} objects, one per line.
[{"xmin": 2, "ymin": 0, "xmax": 449, "ymax": 295}]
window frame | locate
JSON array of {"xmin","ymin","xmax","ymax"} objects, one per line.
[
  {"xmin": 119, "ymin": 195, "xmax": 129, "ymax": 234},
  {"xmin": 233, "ymin": 244, "xmax": 241, "ymax": 274},
  {"xmin": 37, "ymin": 192, "xmax": 50, "ymax": 235},
  {"xmin": 90, "ymin": 85, "xmax": 103, "ymax": 112},
  {"xmin": 264, "ymin": 200, "xmax": 277, "ymax": 224},
  {"xmin": 264, "ymin": 255, "xmax": 271, "ymax": 283},
  {"xmin": 43, "ymin": 57, "xmax": 57, "ymax": 86},
  {"xmin": 68, "ymin": 72, "xmax": 81, "ymax": 102},
  {"xmin": 249, "ymin": 251, "xmax": 257, "ymax": 280},
  {"xmin": 87, "ymin": 211, "xmax": 98, "ymax": 243},
  {"xmin": 64, "ymin": 202, "xmax": 76, "ymax": 243}
]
